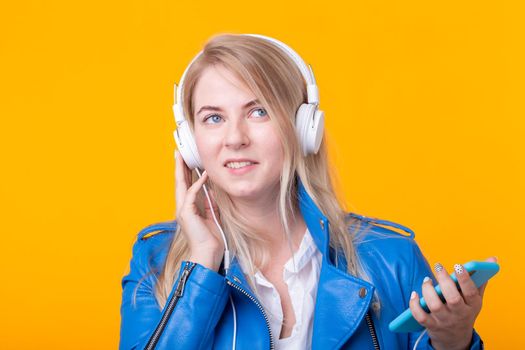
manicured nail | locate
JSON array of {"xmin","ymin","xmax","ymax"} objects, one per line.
[
  {"xmin": 423, "ymin": 276, "xmax": 432, "ymax": 284},
  {"xmin": 454, "ymin": 264, "xmax": 464, "ymax": 275},
  {"xmin": 410, "ymin": 291, "xmax": 417, "ymax": 300},
  {"xmin": 434, "ymin": 262, "xmax": 443, "ymax": 273}
]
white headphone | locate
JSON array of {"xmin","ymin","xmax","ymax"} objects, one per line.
[{"xmin": 172, "ymin": 33, "xmax": 325, "ymax": 169}]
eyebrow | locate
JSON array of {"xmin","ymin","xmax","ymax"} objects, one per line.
[{"xmin": 196, "ymin": 99, "xmax": 261, "ymax": 116}]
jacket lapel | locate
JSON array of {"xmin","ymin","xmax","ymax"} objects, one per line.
[
  {"xmin": 225, "ymin": 256, "xmax": 255, "ymax": 295},
  {"xmin": 224, "ymin": 180, "xmax": 376, "ymax": 349},
  {"xmin": 298, "ymin": 180, "xmax": 375, "ymax": 349}
]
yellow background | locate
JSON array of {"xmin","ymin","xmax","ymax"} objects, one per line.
[{"xmin": 1, "ymin": 0, "xmax": 522, "ymax": 348}]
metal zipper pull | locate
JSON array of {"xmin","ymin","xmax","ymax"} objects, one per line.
[{"xmin": 175, "ymin": 265, "xmax": 192, "ymax": 297}]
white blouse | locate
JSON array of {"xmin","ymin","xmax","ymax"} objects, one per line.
[{"xmin": 252, "ymin": 228, "xmax": 322, "ymax": 350}]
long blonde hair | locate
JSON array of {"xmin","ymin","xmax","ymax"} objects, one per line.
[{"xmin": 153, "ymin": 34, "xmax": 370, "ymax": 308}]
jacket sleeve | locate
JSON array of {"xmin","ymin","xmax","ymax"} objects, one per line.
[
  {"xmin": 407, "ymin": 240, "xmax": 484, "ymax": 350},
  {"xmin": 119, "ymin": 235, "xmax": 230, "ymax": 349}
]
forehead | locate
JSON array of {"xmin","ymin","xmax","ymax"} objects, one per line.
[{"xmin": 192, "ymin": 65, "xmax": 256, "ymax": 109}]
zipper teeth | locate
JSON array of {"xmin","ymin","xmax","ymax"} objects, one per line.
[
  {"xmin": 365, "ymin": 312, "xmax": 380, "ymax": 350},
  {"xmin": 227, "ymin": 280, "xmax": 275, "ymax": 350},
  {"xmin": 144, "ymin": 262, "xmax": 196, "ymax": 350}
]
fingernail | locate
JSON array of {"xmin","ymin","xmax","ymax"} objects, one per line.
[
  {"xmin": 423, "ymin": 276, "xmax": 432, "ymax": 284},
  {"xmin": 410, "ymin": 291, "xmax": 417, "ymax": 300},
  {"xmin": 434, "ymin": 262, "xmax": 443, "ymax": 273},
  {"xmin": 454, "ymin": 264, "xmax": 464, "ymax": 275}
]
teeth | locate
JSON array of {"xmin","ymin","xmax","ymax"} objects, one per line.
[{"xmin": 226, "ymin": 161, "xmax": 255, "ymax": 169}]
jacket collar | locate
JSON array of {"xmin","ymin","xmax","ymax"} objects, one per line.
[{"xmin": 226, "ymin": 178, "xmax": 375, "ymax": 349}]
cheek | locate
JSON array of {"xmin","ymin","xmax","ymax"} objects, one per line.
[
  {"xmin": 194, "ymin": 131, "xmax": 218, "ymax": 165},
  {"xmin": 262, "ymin": 130, "xmax": 285, "ymax": 164}
]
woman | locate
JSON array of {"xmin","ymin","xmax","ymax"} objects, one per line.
[{"xmin": 120, "ymin": 33, "xmax": 494, "ymax": 349}]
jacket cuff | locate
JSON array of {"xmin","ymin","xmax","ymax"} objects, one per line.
[
  {"xmin": 468, "ymin": 329, "xmax": 484, "ymax": 350},
  {"xmin": 424, "ymin": 329, "xmax": 484, "ymax": 350},
  {"xmin": 180, "ymin": 260, "xmax": 228, "ymax": 296}
]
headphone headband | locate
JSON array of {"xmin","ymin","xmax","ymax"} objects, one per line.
[
  {"xmin": 244, "ymin": 34, "xmax": 319, "ymax": 105},
  {"xmin": 173, "ymin": 34, "xmax": 319, "ymax": 124}
]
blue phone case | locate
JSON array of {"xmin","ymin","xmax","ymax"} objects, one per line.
[{"xmin": 388, "ymin": 261, "xmax": 500, "ymax": 333}]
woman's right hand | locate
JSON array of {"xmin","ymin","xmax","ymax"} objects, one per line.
[{"xmin": 175, "ymin": 150, "xmax": 224, "ymax": 270}]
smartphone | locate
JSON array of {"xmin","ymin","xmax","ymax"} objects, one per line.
[{"xmin": 388, "ymin": 261, "xmax": 500, "ymax": 333}]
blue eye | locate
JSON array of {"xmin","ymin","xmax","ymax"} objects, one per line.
[
  {"xmin": 204, "ymin": 114, "xmax": 223, "ymax": 124},
  {"xmin": 251, "ymin": 108, "xmax": 267, "ymax": 118}
]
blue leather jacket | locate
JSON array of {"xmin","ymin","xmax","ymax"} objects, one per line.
[{"xmin": 120, "ymin": 181, "xmax": 484, "ymax": 349}]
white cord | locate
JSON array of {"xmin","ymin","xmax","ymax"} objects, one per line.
[
  {"xmin": 194, "ymin": 168, "xmax": 231, "ymax": 272},
  {"xmin": 194, "ymin": 169, "xmax": 237, "ymax": 349},
  {"xmin": 413, "ymin": 329, "xmax": 428, "ymax": 350},
  {"xmin": 230, "ymin": 295, "xmax": 237, "ymax": 350}
]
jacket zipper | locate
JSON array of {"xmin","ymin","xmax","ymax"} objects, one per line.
[
  {"xmin": 227, "ymin": 279, "xmax": 378, "ymax": 350},
  {"xmin": 144, "ymin": 264, "xmax": 376, "ymax": 350},
  {"xmin": 144, "ymin": 262, "xmax": 196, "ymax": 350},
  {"xmin": 365, "ymin": 312, "xmax": 380, "ymax": 350},
  {"xmin": 226, "ymin": 280, "xmax": 275, "ymax": 350}
]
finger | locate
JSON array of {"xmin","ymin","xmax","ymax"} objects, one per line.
[
  {"xmin": 182, "ymin": 170, "xmax": 209, "ymax": 209},
  {"xmin": 478, "ymin": 281, "xmax": 489, "ymax": 298},
  {"xmin": 175, "ymin": 151, "xmax": 185, "ymax": 216},
  {"xmin": 203, "ymin": 188, "xmax": 220, "ymax": 217},
  {"xmin": 183, "ymin": 157, "xmax": 192, "ymax": 190},
  {"xmin": 175, "ymin": 151, "xmax": 188, "ymax": 207},
  {"xmin": 421, "ymin": 276, "xmax": 448, "ymax": 320},
  {"xmin": 479, "ymin": 256, "xmax": 497, "ymax": 298},
  {"xmin": 454, "ymin": 264, "xmax": 480, "ymax": 306},
  {"xmin": 433, "ymin": 262, "xmax": 466, "ymax": 311},
  {"xmin": 409, "ymin": 291, "xmax": 436, "ymax": 329},
  {"xmin": 207, "ymin": 188, "xmax": 217, "ymax": 206},
  {"xmin": 176, "ymin": 150, "xmax": 193, "ymax": 188}
]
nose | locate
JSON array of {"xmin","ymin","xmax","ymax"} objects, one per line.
[{"xmin": 224, "ymin": 118, "xmax": 249, "ymax": 149}]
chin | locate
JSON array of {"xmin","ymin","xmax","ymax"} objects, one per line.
[
  {"xmin": 225, "ymin": 184, "xmax": 260, "ymax": 199},
  {"xmin": 209, "ymin": 172, "xmax": 280, "ymax": 201}
]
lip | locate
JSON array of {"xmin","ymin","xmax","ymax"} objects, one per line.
[
  {"xmin": 223, "ymin": 158, "xmax": 259, "ymax": 167},
  {"xmin": 223, "ymin": 159, "xmax": 259, "ymax": 176}
]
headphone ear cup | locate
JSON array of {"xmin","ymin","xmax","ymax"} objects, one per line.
[
  {"xmin": 296, "ymin": 104, "xmax": 324, "ymax": 155},
  {"xmin": 296, "ymin": 103, "xmax": 313, "ymax": 156},
  {"xmin": 173, "ymin": 120, "xmax": 202, "ymax": 170},
  {"xmin": 308, "ymin": 109, "xmax": 325, "ymax": 154}
]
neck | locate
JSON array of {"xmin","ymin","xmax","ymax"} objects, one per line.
[{"xmin": 230, "ymin": 187, "xmax": 306, "ymax": 252}]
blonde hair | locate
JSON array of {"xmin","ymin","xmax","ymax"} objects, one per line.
[{"xmin": 152, "ymin": 34, "xmax": 373, "ymax": 309}]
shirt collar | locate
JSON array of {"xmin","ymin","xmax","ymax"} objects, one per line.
[
  {"xmin": 283, "ymin": 227, "xmax": 317, "ymax": 274},
  {"xmin": 252, "ymin": 227, "xmax": 318, "ymax": 288}
]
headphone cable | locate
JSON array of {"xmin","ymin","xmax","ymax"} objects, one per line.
[{"xmin": 194, "ymin": 168, "xmax": 231, "ymax": 273}]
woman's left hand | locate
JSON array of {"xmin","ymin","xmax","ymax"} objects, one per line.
[{"xmin": 409, "ymin": 256, "xmax": 497, "ymax": 350}]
